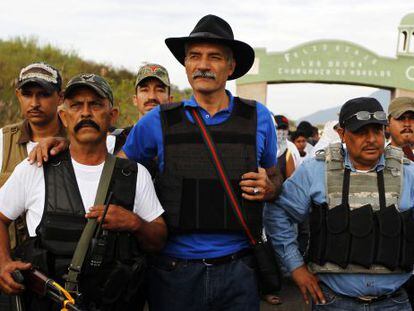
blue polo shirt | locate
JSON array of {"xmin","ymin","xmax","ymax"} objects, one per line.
[
  {"xmin": 264, "ymin": 151, "xmax": 414, "ymax": 297},
  {"xmin": 123, "ymin": 91, "xmax": 277, "ymax": 259}
]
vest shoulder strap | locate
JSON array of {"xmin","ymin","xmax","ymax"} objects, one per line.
[
  {"xmin": 110, "ymin": 128, "xmax": 125, "ymax": 136},
  {"xmin": 324, "ymin": 142, "xmax": 344, "ymax": 170},
  {"xmin": 384, "ymin": 144, "xmax": 407, "ymax": 168},
  {"xmin": 114, "ymin": 156, "xmax": 138, "ymax": 174},
  {"xmin": 160, "ymin": 102, "xmax": 183, "ymax": 112},
  {"xmin": 234, "ymin": 97, "xmax": 256, "ymax": 107}
]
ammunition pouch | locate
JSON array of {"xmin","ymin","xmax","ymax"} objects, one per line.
[
  {"xmin": 325, "ymin": 203, "xmax": 350, "ymax": 268},
  {"xmin": 80, "ymin": 233, "xmax": 146, "ymax": 311},
  {"xmin": 349, "ymin": 205, "xmax": 375, "ymax": 268},
  {"xmin": 400, "ymin": 209, "xmax": 414, "ymax": 271},
  {"xmin": 375, "ymin": 205, "xmax": 401, "ymax": 270},
  {"xmin": 308, "ymin": 203, "xmax": 327, "ymax": 266},
  {"xmin": 309, "ymin": 202, "xmax": 414, "ymax": 272}
]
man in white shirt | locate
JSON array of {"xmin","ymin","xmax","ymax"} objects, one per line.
[{"xmin": 0, "ymin": 73, "xmax": 167, "ymax": 311}]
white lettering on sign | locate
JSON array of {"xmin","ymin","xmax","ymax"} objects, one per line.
[
  {"xmin": 405, "ymin": 66, "xmax": 414, "ymax": 81},
  {"xmin": 277, "ymin": 67, "xmax": 391, "ymax": 78}
]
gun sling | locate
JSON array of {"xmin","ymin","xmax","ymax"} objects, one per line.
[{"xmin": 65, "ymin": 153, "xmax": 116, "ymax": 292}]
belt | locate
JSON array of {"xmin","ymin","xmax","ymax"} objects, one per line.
[
  {"xmin": 354, "ymin": 291, "xmax": 399, "ymax": 304},
  {"xmin": 150, "ymin": 248, "xmax": 252, "ymax": 268},
  {"xmin": 343, "ymin": 290, "xmax": 401, "ymax": 304},
  {"xmin": 190, "ymin": 248, "xmax": 252, "ymax": 265},
  {"xmin": 321, "ymin": 282, "xmax": 401, "ymax": 304}
]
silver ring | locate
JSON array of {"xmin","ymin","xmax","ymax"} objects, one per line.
[{"xmin": 253, "ymin": 187, "xmax": 259, "ymax": 194}]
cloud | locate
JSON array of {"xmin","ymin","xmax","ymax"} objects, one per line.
[{"xmin": 1, "ymin": 0, "xmax": 414, "ymax": 119}]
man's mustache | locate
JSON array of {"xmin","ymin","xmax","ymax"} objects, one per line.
[
  {"xmin": 362, "ymin": 144, "xmax": 379, "ymax": 151},
  {"xmin": 144, "ymin": 99, "xmax": 160, "ymax": 106},
  {"xmin": 401, "ymin": 128, "xmax": 413, "ymax": 134},
  {"xmin": 74, "ymin": 119, "xmax": 100, "ymax": 132},
  {"xmin": 192, "ymin": 70, "xmax": 216, "ymax": 80},
  {"xmin": 27, "ymin": 108, "xmax": 43, "ymax": 114}
]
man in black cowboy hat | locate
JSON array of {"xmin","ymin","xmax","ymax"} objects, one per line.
[{"xmin": 122, "ymin": 14, "xmax": 280, "ymax": 311}]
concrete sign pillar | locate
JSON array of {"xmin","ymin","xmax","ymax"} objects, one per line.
[{"xmin": 236, "ymin": 82, "xmax": 267, "ymax": 104}]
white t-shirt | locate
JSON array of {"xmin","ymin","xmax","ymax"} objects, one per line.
[
  {"xmin": 0, "ymin": 158, "xmax": 164, "ymax": 236},
  {"xmin": 286, "ymin": 140, "xmax": 301, "ymax": 167}
]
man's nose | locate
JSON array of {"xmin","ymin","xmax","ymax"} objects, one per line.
[
  {"xmin": 148, "ymin": 88, "xmax": 157, "ymax": 100},
  {"xmin": 197, "ymin": 55, "xmax": 211, "ymax": 71},
  {"xmin": 365, "ymin": 129, "xmax": 377, "ymax": 142},
  {"xmin": 29, "ymin": 94, "xmax": 41, "ymax": 107},
  {"xmin": 80, "ymin": 104, "xmax": 92, "ymax": 117}
]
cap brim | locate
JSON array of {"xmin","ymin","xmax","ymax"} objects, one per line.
[
  {"xmin": 165, "ymin": 36, "xmax": 255, "ymax": 80},
  {"xmin": 391, "ymin": 108, "xmax": 414, "ymax": 119},
  {"xmin": 17, "ymin": 78, "xmax": 57, "ymax": 93},
  {"xmin": 346, "ymin": 119, "xmax": 388, "ymax": 132},
  {"xmin": 135, "ymin": 75, "xmax": 170, "ymax": 88},
  {"xmin": 64, "ymin": 82, "xmax": 107, "ymax": 100}
]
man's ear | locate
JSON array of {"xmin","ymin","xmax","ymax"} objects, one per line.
[
  {"xmin": 336, "ymin": 127, "xmax": 345, "ymax": 143},
  {"xmin": 228, "ymin": 59, "xmax": 236, "ymax": 78},
  {"xmin": 110, "ymin": 106, "xmax": 120, "ymax": 127},
  {"xmin": 132, "ymin": 95, "xmax": 138, "ymax": 107},
  {"xmin": 58, "ymin": 106, "xmax": 68, "ymax": 128}
]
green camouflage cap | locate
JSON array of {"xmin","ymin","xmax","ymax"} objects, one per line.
[
  {"xmin": 388, "ymin": 97, "xmax": 414, "ymax": 119},
  {"xmin": 64, "ymin": 73, "xmax": 114, "ymax": 105},
  {"xmin": 135, "ymin": 63, "xmax": 170, "ymax": 88}
]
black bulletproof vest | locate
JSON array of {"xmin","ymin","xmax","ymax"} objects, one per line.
[
  {"xmin": 31, "ymin": 151, "xmax": 146, "ymax": 310},
  {"xmin": 155, "ymin": 97, "xmax": 263, "ymax": 238}
]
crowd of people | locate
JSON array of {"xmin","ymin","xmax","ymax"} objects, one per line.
[{"xmin": 0, "ymin": 13, "xmax": 413, "ymax": 311}]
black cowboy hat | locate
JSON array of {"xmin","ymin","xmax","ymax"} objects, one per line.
[{"xmin": 165, "ymin": 14, "xmax": 255, "ymax": 80}]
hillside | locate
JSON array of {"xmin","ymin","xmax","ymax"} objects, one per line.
[
  {"xmin": 0, "ymin": 37, "xmax": 191, "ymax": 128},
  {"xmin": 298, "ymin": 89, "xmax": 391, "ymax": 125}
]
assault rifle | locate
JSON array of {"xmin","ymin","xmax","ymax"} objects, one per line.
[{"xmin": 12, "ymin": 269, "xmax": 83, "ymax": 311}]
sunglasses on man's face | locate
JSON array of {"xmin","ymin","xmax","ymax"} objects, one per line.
[{"xmin": 344, "ymin": 111, "xmax": 387, "ymax": 123}]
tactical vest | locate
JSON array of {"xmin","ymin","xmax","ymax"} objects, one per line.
[
  {"xmin": 308, "ymin": 143, "xmax": 414, "ymax": 274},
  {"xmin": 0, "ymin": 121, "xmax": 27, "ymax": 187},
  {"xmin": 15, "ymin": 151, "xmax": 146, "ymax": 311},
  {"xmin": 155, "ymin": 98, "xmax": 263, "ymax": 238}
]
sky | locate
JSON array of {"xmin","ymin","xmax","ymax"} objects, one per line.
[{"xmin": 1, "ymin": 0, "xmax": 414, "ymax": 120}]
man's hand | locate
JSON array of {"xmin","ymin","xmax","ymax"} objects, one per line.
[
  {"xmin": 291, "ymin": 265, "xmax": 325, "ymax": 305},
  {"xmin": 85, "ymin": 204, "xmax": 141, "ymax": 232},
  {"xmin": 0, "ymin": 260, "xmax": 31, "ymax": 295},
  {"xmin": 28, "ymin": 137, "xmax": 69, "ymax": 166},
  {"xmin": 240, "ymin": 167, "xmax": 277, "ymax": 201}
]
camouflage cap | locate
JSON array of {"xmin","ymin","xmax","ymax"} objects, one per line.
[
  {"xmin": 135, "ymin": 63, "xmax": 170, "ymax": 88},
  {"xmin": 17, "ymin": 62, "xmax": 62, "ymax": 93},
  {"xmin": 64, "ymin": 74, "xmax": 114, "ymax": 105},
  {"xmin": 388, "ymin": 97, "xmax": 414, "ymax": 119}
]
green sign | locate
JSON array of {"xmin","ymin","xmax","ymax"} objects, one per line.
[{"xmin": 237, "ymin": 40, "xmax": 414, "ymax": 91}]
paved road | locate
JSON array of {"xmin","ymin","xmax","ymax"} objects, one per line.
[{"xmin": 260, "ymin": 278, "xmax": 310, "ymax": 311}]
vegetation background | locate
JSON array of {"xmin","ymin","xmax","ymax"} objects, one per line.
[{"xmin": 0, "ymin": 37, "xmax": 193, "ymax": 128}]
